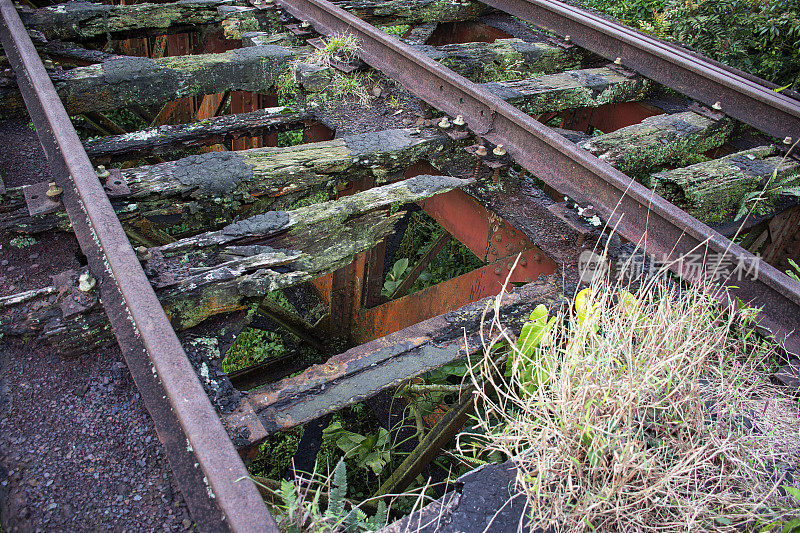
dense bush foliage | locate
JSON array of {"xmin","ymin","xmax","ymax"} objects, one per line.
[{"xmin": 581, "ymin": 0, "xmax": 800, "ymax": 89}]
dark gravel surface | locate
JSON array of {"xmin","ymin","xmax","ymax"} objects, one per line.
[{"xmin": 0, "ymin": 118, "xmax": 191, "ymax": 532}]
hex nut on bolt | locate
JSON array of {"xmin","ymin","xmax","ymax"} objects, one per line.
[
  {"xmin": 438, "ymin": 116, "xmax": 451, "ymax": 129},
  {"xmin": 475, "ymin": 145, "xmax": 487, "ymax": 156}
]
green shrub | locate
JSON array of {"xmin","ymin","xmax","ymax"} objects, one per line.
[{"xmin": 581, "ymin": 0, "xmax": 800, "ymax": 89}]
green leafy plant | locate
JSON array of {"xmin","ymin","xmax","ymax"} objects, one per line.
[
  {"xmin": 581, "ymin": 0, "xmax": 800, "ymax": 90},
  {"xmin": 381, "ymin": 258, "xmax": 409, "ymax": 296},
  {"xmin": 787, "ymin": 258, "xmax": 800, "ymax": 284},
  {"xmin": 263, "ymin": 459, "xmax": 389, "ymax": 532},
  {"xmin": 322, "ymin": 422, "xmax": 392, "ymax": 475},
  {"xmin": 505, "ymin": 303, "xmax": 556, "ymax": 395}
]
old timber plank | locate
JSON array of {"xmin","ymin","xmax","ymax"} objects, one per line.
[
  {"xmin": 17, "ymin": 0, "xmax": 488, "ymax": 42},
  {"xmin": 0, "ymin": 175, "xmax": 471, "ymax": 353},
  {"xmin": 578, "ymin": 111, "xmax": 733, "ymax": 178},
  {"xmin": 223, "ymin": 275, "xmax": 562, "ymax": 446},
  {"xmin": 1, "ymin": 128, "xmax": 458, "ymax": 235},
  {"xmin": 481, "ymin": 67, "xmax": 650, "ymax": 116},
  {"xmin": 83, "ymin": 105, "xmax": 316, "ymax": 162},
  {"xmin": 0, "ymin": 45, "xmax": 294, "ymax": 118},
  {"xmin": 652, "ymin": 146, "xmax": 800, "ymax": 225},
  {"xmin": 414, "ymin": 37, "xmax": 588, "ymax": 83}
]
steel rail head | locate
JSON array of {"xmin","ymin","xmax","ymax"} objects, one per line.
[
  {"xmin": 275, "ymin": 0, "xmax": 800, "ymax": 354},
  {"xmin": 478, "ymin": 0, "xmax": 800, "ymax": 142},
  {"xmin": 0, "ymin": 1, "xmax": 277, "ymax": 530}
]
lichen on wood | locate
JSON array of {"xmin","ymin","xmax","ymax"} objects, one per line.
[
  {"xmin": 652, "ymin": 146, "xmax": 800, "ymax": 225},
  {"xmin": 482, "ymin": 67, "xmax": 651, "ymax": 116},
  {"xmin": 579, "ymin": 111, "xmax": 733, "ymax": 179},
  {"xmin": 19, "ymin": 0, "xmax": 278, "ymax": 41},
  {"xmin": 415, "ymin": 38, "xmax": 588, "ymax": 83},
  {"xmin": 0, "ymin": 45, "xmax": 295, "ymax": 118},
  {"xmin": 18, "ymin": 0, "xmax": 488, "ymax": 42},
  {"xmin": 0, "ymin": 175, "xmax": 472, "ymax": 351},
  {"xmin": 83, "ymin": 105, "xmax": 316, "ymax": 163},
  {"xmin": 2, "ymin": 128, "xmax": 459, "ymax": 237}
]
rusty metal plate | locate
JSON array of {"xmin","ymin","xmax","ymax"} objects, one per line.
[
  {"xmin": 23, "ymin": 181, "xmax": 61, "ymax": 216},
  {"xmin": 103, "ymin": 168, "xmax": 130, "ymax": 197}
]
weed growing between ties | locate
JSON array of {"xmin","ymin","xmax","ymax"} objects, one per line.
[
  {"xmin": 276, "ymin": 32, "xmax": 375, "ymax": 108},
  {"xmin": 467, "ymin": 271, "xmax": 800, "ymax": 531}
]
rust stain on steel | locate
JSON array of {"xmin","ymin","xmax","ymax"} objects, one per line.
[
  {"xmin": 0, "ymin": 1, "xmax": 277, "ymax": 530},
  {"xmin": 352, "ymin": 248, "xmax": 553, "ymax": 343},
  {"xmin": 560, "ymin": 101, "xmax": 662, "ymax": 134},
  {"xmin": 275, "ymin": 0, "xmax": 800, "ymax": 354}
]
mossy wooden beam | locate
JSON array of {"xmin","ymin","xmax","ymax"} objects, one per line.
[
  {"xmin": 0, "ymin": 128, "xmax": 458, "ymax": 235},
  {"xmin": 0, "ymin": 45, "xmax": 294, "ymax": 118},
  {"xmin": 18, "ymin": 1, "xmax": 276, "ymax": 42},
  {"xmin": 578, "ymin": 111, "xmax": 734, "ymax": 178},
  {"xmin": 18, "ymin": 0, "xmax": 488, "ymax": 43},
  {"xmin": 0, "ymin": 175, "xmax": 471, "ymax": 354},
  {"xmin": 415, "ymin": 38, "xmax": 588, "ymax": 83},
  {"xmin": 651, "ymin": 146, "xmax": 800, "ymax": 225},
  {"xmin": 327, "ymin": 0, "xmax": 489, "ymax": 26},
  {"xmin": 482, "ymin": 67, "xmax": 651, "ymax": 116},
  {"xmin": 83, "ymin": 105, "xmax": 316, "ymax": 163}
]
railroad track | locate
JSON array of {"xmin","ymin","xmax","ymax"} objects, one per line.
[{"xmin": 1, "ymin": 0, "xmax": 799, "ymax": 529}]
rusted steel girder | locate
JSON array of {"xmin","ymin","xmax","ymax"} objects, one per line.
[
  {"xmin": 350, "ymin": 187, "xmax": 557, "ymax": 343},
  {"xmin": 272, "ymin": 0, "xmax": 800, "ymax": 354},
  {"xmin": 0, "ymin": 1, "xmax": 276, "ymax": 530}
]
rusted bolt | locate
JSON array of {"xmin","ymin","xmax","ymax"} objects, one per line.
[
  {"xmin": 453, "ymin": 115, "xmax": 466, "ymax": 127},
  {"xmin": 520, "ymin": 258, "xmax": 528, "ymax": 266},
  {"xmin": 438, "ymin": 116, "xmax": 451, "ymax": 129},
  {"xmin": 614, "ymin": 57, "xmax": 622, "ymax": 65},
  {"xmin": 96, "ymin": 165, "xmax": 110, "ymax": 179},
  {"xmin": 45, "ymin": 182, "xmax": 62, "ymax": 198},
  {"xmin": 492, "ymin": 144, "xmax": 506, "ymax": 156},
  {"xmin": 300, "ymin": 20, "xmax": 311, "ymax": 28},
  {"xmin": 712, "ymin": 101, "xmax": 722, "ymax": 111},
  {"xmin": 494, "ymin": 266, "xmax": 502, "ymax": 275},
  {"xmin": 476, "ymin": 145, "xmax": 487, "ymax": 157},
  {"xmin": 564, "ymin": 35, "xmax": 571, "ymax": 42},
  {"xmin": 784, "ymin": 136, "xmax": 793, "ymax": 145}
]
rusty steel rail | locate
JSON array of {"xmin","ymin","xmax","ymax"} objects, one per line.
[
  {"xmin": 275, "ymin": 0, "xmax": 800, "ymax": 354},
  {"xmin": 0, "ymin": 1, "xmax": 277, "ymax": 530},
  {"xmin": 479, "ymin": 0, "xmax": 800, "ymax": 142}
]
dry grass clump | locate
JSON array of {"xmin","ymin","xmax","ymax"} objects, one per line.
[{"xmin": 468, "ymin": 274, "xmax": 800, "ymax": 532}]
